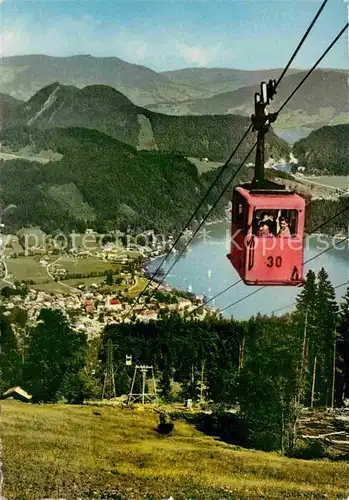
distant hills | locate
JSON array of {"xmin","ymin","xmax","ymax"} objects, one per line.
[
  {"xmin": 293, "ymin": 124, "xmax": 349, "ymax": 175},
  {"xmin": 5, "ymin": 82, "xmax": 288, "ymax": 162},
  {"xmin": 161, "ymin": 67, "xmax": 303, "ymax": 96},
  {"xmin": 2, "ymin": 56, "xmax": 301, "ymax": 104},
  {"xmin": 1, "ymin": 55, "xmax": 346, "ymax": 130},
  {"xmin": 0, "ymin": 55, "xmax": 210, "ymax": 106},
  {"xmin": 148, "ymin": 70, "xmax": 348, "ymax": 130}
]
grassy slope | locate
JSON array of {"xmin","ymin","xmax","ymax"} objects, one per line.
[{"xmin": 2, "ymin": 401, "xmax": 349, "ymax": 500}]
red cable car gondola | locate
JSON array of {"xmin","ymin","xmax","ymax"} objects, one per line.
[{"xmin": 227, "ymin": 80, "xmax": 305, "ymax": 286}]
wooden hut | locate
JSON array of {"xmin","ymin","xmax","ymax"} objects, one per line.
[{"xmin": 2, "ymin": 386, "xmax": 32, "ymax": 402}]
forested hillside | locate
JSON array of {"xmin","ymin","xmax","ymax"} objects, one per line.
[
  {"xmin": 0, "ymin": 127, "xmax": 251, "ymax": 233},
  {"xmin": 0, "ymin": 93, "xmax": 22, "ymax": 129},
  {"xmin": 305, "ymin": 196, "xmax": 349, "ymax": 235},
  {"xmin": 5, "ymin": 82, "xmax": 289, "ymax": 162},
  {"xmin": 0, "ymin": 125, "xmax": 347, "ymax": 235},
  {"xmin": 293, "ymin": 124, "xmax": 349, "ymax": 175}
]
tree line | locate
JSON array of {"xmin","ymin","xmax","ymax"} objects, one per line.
[{"xmin": 0, "ymin": 267, "xmax": 348, "ymax": 454}]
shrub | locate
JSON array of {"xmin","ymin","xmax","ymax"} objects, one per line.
[{"xmin": 290, "ymin": 439, "xmax": 328, "ymax": 460}]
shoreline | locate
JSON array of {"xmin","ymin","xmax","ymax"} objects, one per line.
[{"xmin": 141, "ymin": 224, "xmax": 348, "ymax": 309}]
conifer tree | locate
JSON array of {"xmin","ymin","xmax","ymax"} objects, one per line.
[
  {"xmin": 239, "ymin": 315, "xmax": 299, "ymax": 452},
  {"xmin": 295, "ymin": 270, "xmax": 317, "ymax": 315},
  {"xmin": 294, "ymin": 270, "xmax": 317, "ymax": 405},
  {"xmin": 336, "ymin": 287, "xmax": 349, "ymax": 405},
  {"xmin": 0, "ymin": 313, "xmax": 22, "ymax": 393},
  {"xmin": 24, "ymin": 309, "xmax": 87, "ymax": 402},
  {"xmin": 314, "ymin": 268, "xmax": 339, "ymax": 406}
]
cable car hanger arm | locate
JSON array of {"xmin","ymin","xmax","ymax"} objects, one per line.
[{"xmin": 250, "ymin": 80, "xmax": 278, "ymax": 187}]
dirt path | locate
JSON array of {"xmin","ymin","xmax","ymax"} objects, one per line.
[{"xmin": 46, "ymin": 256, "xmax": 78, "ymax": 292}]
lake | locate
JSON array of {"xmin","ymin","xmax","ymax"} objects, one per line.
[{"xmin": 149, "ymin": 222, "xmax": 349, "ymax": 320}]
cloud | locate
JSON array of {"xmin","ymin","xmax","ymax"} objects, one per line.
[
  {"xmin": 0, "ymin": 0, "xmax": 345, "ymax": 71},
  {"xmin": 177, "ymin": 43, "xmax": 222, "ymax": 67},
  {"xmin": 0, "ymin": 30, "xmax": 17, "ymax": 57},
  {"xmin": 0, "ymin": 13, "xmax": 237, "ymax": 70}
]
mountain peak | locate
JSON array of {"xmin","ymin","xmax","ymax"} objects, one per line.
[{"xmin": 79, "ymin": 85, "xmax": 133, "ymax": 105}]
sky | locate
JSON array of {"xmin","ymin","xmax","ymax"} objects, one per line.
[{"xmin": 0, "ymin": 0, "xmax": 348, "ymax": 71}]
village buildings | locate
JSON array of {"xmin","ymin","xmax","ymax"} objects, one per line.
[{"xmin": 0, "ymin": 279, "xmax": 206, "ymax": 339}]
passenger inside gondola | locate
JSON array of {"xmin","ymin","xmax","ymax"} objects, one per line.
[
  {"xmin": 258, "ymin": 220, "xmax": 274, "ymax": 238},
  {"xmin": 277, "ymin": 217, "xmax": 291, "ymax": 237},
  {"xmin": 253, "ymin": 209, "xmax": 298, "ymax": 237}
]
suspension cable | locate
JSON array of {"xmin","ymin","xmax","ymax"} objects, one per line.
[
  {"xmin": 187, "ymin": 279, "xmax": 242, "ymax": 318},
  {"xmin": 125, "ymin": 3, "xmax": 344, "ymax": 321},
  {"xmin": 221, "ymin": 230, "xmax": 349, "ymax": 315},
  {"xmin": 124, "ymin": 124, "xmax": 253, "ymax": 319},
  {"xmin": 138, "ymin": 142, "xmax": 255, "ymax": 296},
  {"xmin": 135, "ymin": 23, "xmax": 349, "ymax": 312},
  {"xmin": 276, "ymin": 23, "xmax": 348, "ymax": 115},
  {"xmin": 270, "ymin": 279, "xmax": 349, "ymax": 316},
  {"xmin": 139, "ymin": 0, "xmax": 331, "ymax": 303},
  {"xmin": 173, "ymin": 18, "xmax": 349, "ymax": 319},
  {"xmin": 275, "ymin": 0, "xmax": 329, "ymax": 87}
]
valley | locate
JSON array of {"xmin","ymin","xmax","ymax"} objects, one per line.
[{"xmin": 0, "ymin": 35, "xmax": 348, "ymax": 500}]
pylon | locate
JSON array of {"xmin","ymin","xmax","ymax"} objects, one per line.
[
  {"xmin": 102, "ymin": 340, "xmax": 117, "ymax": 399},
  {"xmin": 127, "ymin": 365, "xmax": 157, "ymax": 404}
]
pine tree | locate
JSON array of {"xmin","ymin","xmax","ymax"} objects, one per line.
[
  {"xmin": 159, "ymin": 369, "xmax": 172, "ymax": 399},
  {"xmin": 314, "ymin": 268, "xmax": 339, "ymax": 406},
  {"xmin": 336, "ymin": 287, "xmax": 349, "ymax": 405},
  {"xmin": 24, "ymin": 309, "xmax": 87, "ymax": 402},
  {"xmin": 239, "ymin": 315, "xmax": 299, "ymax": 452},
  {"xmin": 0, "ymin": 314, "xmax": 22, "ymax": 393},
  {"xmin": 295, "ymin": 270, "xmax": 317, "ymax": 314},
  {"xmin": 294, "ymin": 270, "xmax": 318, "ymax": 405}
]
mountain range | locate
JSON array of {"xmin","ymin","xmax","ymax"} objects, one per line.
[
  {"xmin": 148, "ymin": 69, "xmax": 348, "ymax": 130},
  {"xmin": 0, "ymin": 55, "xmax": 211, "ymax": 105},
  {"xmin": 0, "ymin": 53, "xmax": 346, "ymax": 234},
  {"xmin": 1, "ymin": 55, "xmax": 305, "ymax": 104},
  {"xmin": 4, "ymin": 82, "xmax": 288, "ymax": 162},
  {"xmin": 1, "ymin": 55, "xmax": 346, "ymax": 130}
]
